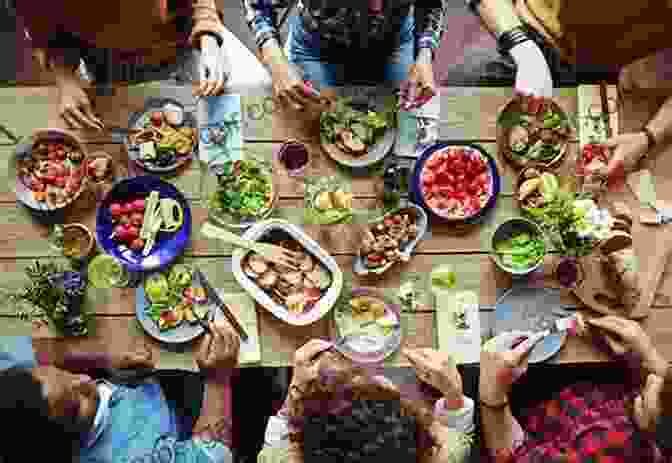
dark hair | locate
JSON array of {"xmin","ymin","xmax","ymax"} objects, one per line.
[
  {"xmin": 0, "ymin": 367, "xmax": 79, "ymax": 463},
  {"xmin": 289, "ymin": 351, "xmax": 436, "ymax": 463},
  {"xmin": 303, "ymin": 399, "xmax": 419, "ymax": 463}
]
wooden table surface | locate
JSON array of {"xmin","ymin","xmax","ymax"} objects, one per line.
[{"xmin": 1, "ymin": 84, "xmax": 672, "ymax": 370}]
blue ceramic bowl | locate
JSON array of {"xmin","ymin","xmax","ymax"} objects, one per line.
[
  {"xmin": 410, "ymin": 142, "xmax": 500, "ymax": 225},
  {"xmin": 96, "ymin": 176, "xmax": 192, "ymax": 273}
]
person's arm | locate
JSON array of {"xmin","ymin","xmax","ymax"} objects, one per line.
[
  {"xmin": 241, "ymin": 0, "xmax": 289, "ymax": 67},
  {"xmin": 192, "ymin": 374, "xmax": 235, "ymax": 451},
  {"xmin": 466, "ymin": 0, "xmax": 522, "ymax": 38},
  {"xmin": 414, "ymin": 0, "xmax": 448, "ymax": 60},
  {"xmin": 480, "ymin": 403, "xmax": 526, "ymax": 460},
  {"xmin": 32, "ymin": 338, "xmax": 152, "ymax": 373},
  {"xmin": 645, "ymin": 97, "xmax": 672, "ymax": 151},
  {"xmin": 429, "ymin": 396, "xmax": 476, "ymax": 462},
  {"xmin": 189, "ymin": 0, "xmax": 227, "ymax": 49}
]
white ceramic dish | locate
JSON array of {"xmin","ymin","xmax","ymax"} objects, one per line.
[{"xmin": 232, "ymin": 219, "xmax": 343, "ymax": 326}]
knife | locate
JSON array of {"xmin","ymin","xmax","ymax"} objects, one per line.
[
  {"xmin": 195, "ymin": 268, "xmax": 248, "ymax": 341},
  {"xmin": 599, "ymin": 81, "xmax": 612, "ymax": 139}
]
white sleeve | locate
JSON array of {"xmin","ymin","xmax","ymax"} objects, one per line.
[
  {"xmin": 433, "ymin": 396, "xmax": 476, "ymax": 434},
  {"xmin": 263, "ymin": 414, "xmax": 291, "ymax": 447}
]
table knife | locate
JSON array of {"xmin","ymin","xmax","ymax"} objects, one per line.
[{"xmin": 195, "ymin": 268, "xmax": 248, "ymax": 341}]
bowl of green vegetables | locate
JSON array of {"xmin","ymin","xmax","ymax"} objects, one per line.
[
  {"xmin": 208, "ymin": 158, "xmax": 277, "ymax": 230},
  {"xmin": 491, "ymin": 218, "xmax": 546, "ymax": 275}
]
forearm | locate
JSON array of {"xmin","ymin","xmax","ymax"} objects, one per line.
[
  {"xmin": 470, "ymin": 0, "xmax": 523, "ymax": 38},
  {"xmin": 646, "ymin": 96, "xmax": 672, "ymax": 149},
  {"xmin": 33, "ymin": 339, "xmax": 114, "ymax": 373},
  {"xmin": 414, "ymin": 1, "xmax": 447, "ymax": 58},
  {"xmin": 260, "ymin": 39, "xmax": 288, "ymax": 71},
  {"xmin": 190, "ymin": 0, "xmax": 225, "ymax": 48},
  {"xmin": 480, "ymin": 404, "xmax": 525, "ymax": 457},
  {"xmin": 193, "ymin": 375, "xmax": 234, "ymax": 448}
]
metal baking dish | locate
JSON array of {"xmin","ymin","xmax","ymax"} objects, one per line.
[{"xmin": 232, "ymin": 219, "xmax": 343, "ymax": 326}]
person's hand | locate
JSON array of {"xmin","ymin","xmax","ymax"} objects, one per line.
[
  {"xmin": 195, "ymin": 321, "xmax": 240, "ymax": 378},
  {"xmin": 284, "ymin": 339, "xmax": 333, "ymax": 414},
  {"xmin": 109, "ymin": 341, "xmax": 154, "ymax": 370},
  {"xmin": 399, "ymin": 49, "xmax": 436, "ymax": 110},
  {"xmin": 510, "ymin": 41, "xmax": 553, "ymax": 98},
  {"xmin": 587, "ymin": 316, "xmax": 668, "ymax": 376},
  {"xmin": 269, "ymin": 61, "xmax": 322, "ymax": 111},
  {"xmin": 403, "ymin": 348, "xmax": 463, "ymax": 408},
  {"xmin": 605, "ymin": 132, "xmax": 650, "ymax": 178},
  {"xmin": 634, "ymin": 373, "xmax": 666, "ymax": 432},
  {"xmin": 55, "ymin": 73, "xmax": 103, "ymax": 131},
  {"xmin": 479, "ymin": 332, "xmax": 545, "ymax": 405},
  {"xmin": 195, "ymin": 34, "xmax": 229, "ymax": 97}
]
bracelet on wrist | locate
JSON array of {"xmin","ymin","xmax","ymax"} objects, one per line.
[{"xmin": 497, "ymin": 26, "xmax": 532, "ymax": 56}]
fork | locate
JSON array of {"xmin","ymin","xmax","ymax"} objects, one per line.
[{"xmin": 201, "ymin": 222, "xmax": 303, "ymax": 269}]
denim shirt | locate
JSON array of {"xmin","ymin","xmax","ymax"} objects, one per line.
[{"xmin": 0, "ymin": 337, "xmax": 232, "ymax": 463}]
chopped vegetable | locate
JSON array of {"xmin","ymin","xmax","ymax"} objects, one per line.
[
  {"xmin": 209, "ymin": 159, "xmax": 273, "ymax": 219},
  {"xmin": 159, "ymin": 198, "xmax": 184, "ymax": 232},
  {"xmin": 431, "ymin": 264, "xmax": 457, "ymax": 289},
  {"xmin": 495, "ymin": 232, "xmax": 546, "ymax": 271}
]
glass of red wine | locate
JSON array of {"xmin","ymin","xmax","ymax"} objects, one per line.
[
  {"xmin": 554, "ymin": 257, "xmax": 585, "ymax": 289},
  {"xmin": 276, "ymin": 140, "xmax": 310, "ymax": 177}
]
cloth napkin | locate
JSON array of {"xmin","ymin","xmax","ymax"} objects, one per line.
[
  {"xmin": 214, "ymin": 290, "xmax": 261, "ymax": 365},
  {"xmin": 434, "ymin": 289, "xmax": 480, "ymax": 364}
]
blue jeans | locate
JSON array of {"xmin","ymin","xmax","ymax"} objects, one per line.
[{"xmin": 286, "ymin": 13, "xmax": 415, "ymax": 89}]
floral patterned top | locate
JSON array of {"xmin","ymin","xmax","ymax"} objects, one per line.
[
  {"xmin": 492, "ymin": 381, "xmax": 669, "ymax": 463},
  {"xmin": 242, "ymin": 0, "xmax": 447, "ymax": 57}
]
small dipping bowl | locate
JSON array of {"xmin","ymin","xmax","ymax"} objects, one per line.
[
  {"xmin": 491, "ymin": 217, "xmax": 546, "ymax": 276},
  {"xmin": 276, "ymin": 140, "xmax": 310, "ymax": 177},
  {"xmin": 62, "ymin": 223, "xmax": 95, "ymax": 260}
]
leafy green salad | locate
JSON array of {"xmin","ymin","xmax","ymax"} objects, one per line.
[
  {"xmin": 321, "ymin": 97, "xmax": 395, "ymax": 147},
  {"xmin": 495, "ymin": 232, "xmax": 546, "ymax": 271},
  {"xmin": 209, "ymin": 159, "xmax": 273, "ymax": 218}
]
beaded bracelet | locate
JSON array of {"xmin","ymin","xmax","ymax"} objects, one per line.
[{"xmin": 497, "ymin": 26, "xmax": 532, "ymax": 56}]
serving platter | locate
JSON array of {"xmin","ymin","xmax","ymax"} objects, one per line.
[{"xmin": 231, "ymin": 219, "xmax": 343, "ymax": 326}]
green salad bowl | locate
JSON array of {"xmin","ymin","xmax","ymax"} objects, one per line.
[{"xmin": 491, "ymin": 218, "xmax": 547, "ymax": 276}]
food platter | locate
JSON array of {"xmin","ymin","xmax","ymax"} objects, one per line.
[
  {"xmin": 232, "ymin": 219, "xmax": 343, "ymax": 326},
  {"xmin": 333, "ymin": 288, "xmax": 402, "ymax": 363},
  {"xmin": 320, "ymin": 98, "xmax": 397, "ymax": 168},
  {"xmin": 411, "ymin": 142, "xmax": 500, "ymax": 224},
  {"xmin": 353, "ymin": 204, "xmax": 428, "ymax": 276},
  {"xmin": 497, "ymin": 95, "xmax": 572, "ymax": 169},
  {"xmin": 126, "ymin": 98, "xmax": 198, "ymax": 174},
  {"xmin": 14, "ymin": 128, "xmax": 89, "ymax": 212}
]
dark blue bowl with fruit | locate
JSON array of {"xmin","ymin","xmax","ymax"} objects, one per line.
[
  {"xmin": 96, "ymin": 176, "xmax": 192, "ymax": 273},
  {"xmin": 410, "ymin": 142, "xmax": 500, "ymax": 225}
]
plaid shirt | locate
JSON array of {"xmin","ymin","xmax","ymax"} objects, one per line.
[
  {"xmin": 493, "ymin": 382, "xmax": 668, "ymax": 463},
  {"xmin": 242, "ymin": 0, "xmax": 446, "ymax": 57}
]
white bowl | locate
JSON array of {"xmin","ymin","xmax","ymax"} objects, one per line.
[{"xmin": 232, "ymin": 219, "xmax": 343, "ymax": 326}]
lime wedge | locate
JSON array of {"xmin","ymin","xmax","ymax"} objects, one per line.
[
  {"xmin": 540, "ymin": 172, "xmax": 559, "ymax": 201},
  {"xmin": 88, "ymin": 255, "xmax": 128, "ymax": 289},
  {"xmin": 431, "ymin": 264, "xmax": 457, "ymax": 289}
]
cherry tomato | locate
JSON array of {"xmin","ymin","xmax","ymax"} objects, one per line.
[
  {"xmin": 132, "ymin": 199, "xmax": 145, "ymax": 212},
  {"xmin": 467, "ymin": 182, "xmax": 478, "ymax": 194},
  {"xmin": 31, "ymin": 179, "xmax": 45, "ymax": 191},
  {"xmin": 130, "ymin": 212, "xmax": 144, "ymax": 227},
  {"xmin": 130, "ymin": 238, "xmax": 145, "ymax": 251},
  {"xmin": 392, "ymin": 215, "xmax": 402, "ymax": 224},
  {"xmin": 42, "ymin": 175, "xmax": 56, "ymax": 184},
  {"xmin": 119, "ymin": 215, "xmax": 131, "ymax": 225},
  {"xmin": 120, "ymin": 203, "xmax": 132, "ymax": 215},
  {"xmin": 110, "ymin": 203, "xmax": 123, "ymax": 217},
  {"xmin": 150, "ymin": 111, "xmax": 163, "ymax": 127},
  {"xmin": 126, "ymin": 226, "xmax": 140, "ymax": 241},
  {"xmin": 114, "ymin": 225, "xmax": 127, "ymax": 239},
  {"xmin": 446, "ymin": 173, "xmax": 456, "ymax": 184},
  {"xmin": 368, "ymin": 253, "xmax": 383, "ymax": 262},
  {"xmin": 46, "ymin": 143, "xmax": 56, "ymax": 153},
  {"xmin": 54, "ymin": 177, "xmax": 66, "ymax": 188},
  {"xmin": 384, "ymin": 218, "xmax": 394, "ymax": 227}
]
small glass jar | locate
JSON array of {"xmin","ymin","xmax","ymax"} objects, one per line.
[
  {"xmin": 554, "ymin": 257, "xmax": 585, "ymax": 289},
  {"xmin": 276, "ymin": 140, "xmax": 310, "ymax": 177}
]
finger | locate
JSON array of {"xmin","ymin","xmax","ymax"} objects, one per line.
[
  {"xmin": 604, "ymin": 333, "xmax": 627, "ymax": 355},
  {"xmin": 604, "ymin": 134, "xmax": 635, "ymax": 147},
  {"xmin": 197, "ymin": 332, "xmax": 213, "ymax": 361},
  {"xmin": 645, "ymin": 374, "xmax": 664, "ymax": 421},
  {"xmin": 81, "ymin": 103, "xmax": 104, "ymax": 130},
  {"xmin": 61, "ymin": 109, "xmax": 83, "ymax": 129},
  {"xmin": 507, "ymin": 332, "xmax": 544, "ymax": 365},
  {"xmin": 295, "ymin": 339, "xmax": 333, "ymax": 363},
  {"xmin": 70, "ymin": 105, "xmax": 101, "ymax": 130},
  {"xmin": 586, "ymin": 316, "xmax": 623, "ymax": 334}
]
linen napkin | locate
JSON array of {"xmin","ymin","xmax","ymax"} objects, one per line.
[
  {"xmin": 197, "ymin": 95, "xmax": 243, "ymax": 165},
  {"xmin": 213, "ymin": 290, "xmax": 261, "ymax": 365},
  {"xmin": 434, "ymin": 289, "xmax": 480, "ymax": 364}
]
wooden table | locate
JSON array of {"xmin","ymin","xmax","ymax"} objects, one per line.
[{"xmin": 1, "ymin": 84, "xmax": 672, "ymax": 370}]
